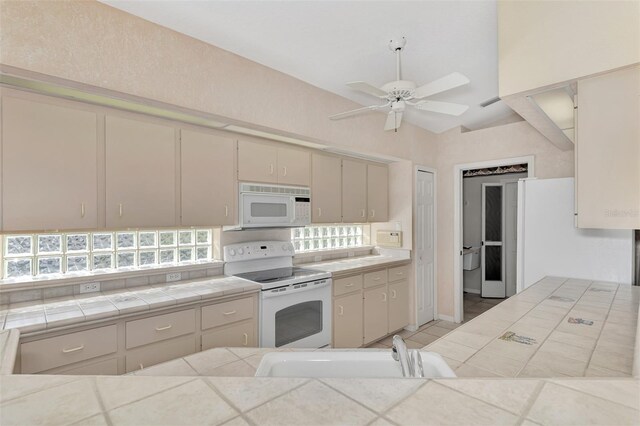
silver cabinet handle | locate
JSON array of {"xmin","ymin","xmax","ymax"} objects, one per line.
[
  {"xmin": 318, "ymin": 207, "xmax": 322, "ymax": 217},
  {"xmin": 382, "ymin": 293, "xmax": 387, "ymax": 302},
  {"xmin": 269, "ymin": 164, "xmax": 274, "ymax": 175},
  {"xmin": 345, "ymin": 283, "xmax": 354, "ymax": 287},
  {"xmin": 339, "ymin": 305, "xmax": 344, "ymax": 315},
  {"xmin": 119, "ymin": 203, "xmax": 123, "ymax": 217},
  {"xmin": 224, "ymin": 205, "xmax": 229, "ymax": 217},
  {"xmin": 243, "ymin": 333, "xmax": 248, "ymax": 346},
  {"xmin": 283, "ymin": 166, "xmax": 287, "ymax": 176},
  {"xmin": 371, "ymin": 209, "xmax": 375, "ymax": 219},
  {"xmin": 223, "ymin": 310, "xmax": 237, "ymax": 316},
  {"xmin": 361, "ymin": 209, "xmax": 366, "ymax": 218},
  {"xmin": 155, "ymin": 325, "xmax": 172, "ymax": 331},
  {"xmin": 373, "ymin": 277, "xmax": 381, "ymax": 281},
  {"xmin": 391, "ymin": 290, "xmax": 397, "ymax": 299},
  {"xmin": 81, "ymin": 203, "xmax": 85, "ymax": 218},
  {"xmin": 62, "ymin": 345, "xmax": 84, "ymax": 353}
]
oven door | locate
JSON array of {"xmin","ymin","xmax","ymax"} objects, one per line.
[
  {"xmin": 260, "ymin": 279, "xmax": 332, "ymax": 348},
  {"xmin": 241, "ymin": 193, "xmax": 294, "ymax": 227}
]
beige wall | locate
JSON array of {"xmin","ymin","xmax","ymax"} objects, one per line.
[
  {"xmin": 435, "ymin": 121, "xmax": 574, "ymax": 317},
  {"xmin": 498, "ymin": 0, "xmax": 640, "ymax": 97}
]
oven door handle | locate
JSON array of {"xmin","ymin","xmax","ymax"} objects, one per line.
[{"xmin": 261, "ymin": 279, "xmax": 331, "ymax": 299}]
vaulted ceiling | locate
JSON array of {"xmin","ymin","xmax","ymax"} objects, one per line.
[{"xmin": 101, "ymin": 0, "xmax": 517, "ymax": 134}]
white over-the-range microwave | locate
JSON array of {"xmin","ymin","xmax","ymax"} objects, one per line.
[{"xmin": 223, "ymin": 183, "xmax": 311, "ymax": 230}]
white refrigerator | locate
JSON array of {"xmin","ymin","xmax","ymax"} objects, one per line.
[{"xmin": 517, "ymin": 177, "xmax": 634, "ymax": 290}]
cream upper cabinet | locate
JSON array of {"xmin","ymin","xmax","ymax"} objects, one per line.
[
  {"xmin": 367, "ymin": 163, "xmax": 389, "ymax": 222},
  {"xmin": 237, "ymin": 140, "xmax": 278, "ymax": 184},
  {"xmin": 576, "ymin": 65, "xmax": 640, "ymax": 229},
  {"xmin": 181, "ymin": 130, "xmax": 236, "ymax": 226},
  {"xmin": 237, "ymin": 140, "xmax": 310, "ymax": 186},
  {"xmin": 1, "ymin": 96, "xmax": 98, "ymax": 231},
  {"xmin": 277, "ymin": 146, "xmax": 310, "ymax": 186},
  {"xmin": 388, "ymin": 280, "xmax": 409, "ymax": 333},
  {"xmin": 342, "ymin": 159, "xmax": 368, "ymax": 223},
  {"xmin": 333, "ymin": 292, "xmax": 363, "ymax": 348},
  {"xmin": 311, "ymin": 154, "xmax": 342, "ymax": 223},
  {"xmin": 105, "ymin": 116, "xmax": 176, "ymax": 228}
]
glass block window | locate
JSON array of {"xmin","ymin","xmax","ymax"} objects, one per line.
[
  {"xmin": 292, "ymin": 225, "xmax": 365, "ymax": 253},
  {"xmin": 0, "ymin": 228, "xmax": 215, "ymax": 280}
]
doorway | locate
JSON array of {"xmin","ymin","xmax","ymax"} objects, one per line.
[
  {"xmin": 453, "ymin": 156, "xmax": 534, "ymax": 323},
  {"xmin": 415, "ymin": 167, "xmax": 436, "ymax": 326}
]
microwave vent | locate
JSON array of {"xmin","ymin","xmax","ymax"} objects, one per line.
[{"xmin": 240, "ymin": 183, "xmax": 310, "ymax": 197}]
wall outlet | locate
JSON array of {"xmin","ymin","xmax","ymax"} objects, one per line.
[
  {"xmin": 79, "ymin": 282, "xmax": 100, "ymax": 294},
  {"xmin": 166, "ymin": 272, "xmax": 182, "ymax": 282}
]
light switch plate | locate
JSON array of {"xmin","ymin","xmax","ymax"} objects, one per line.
[
  {"xmin": 79, "ymin": 282, "xmax": 100, "ymax": 294},
  {"xmin": 166, "ymin": 272, "xmax": 182, "ymax": 282}
]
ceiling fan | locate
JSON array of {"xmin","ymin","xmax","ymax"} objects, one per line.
[{"xmin": 329, "ymin": 37, "xmax": 470, "ymax": 131}]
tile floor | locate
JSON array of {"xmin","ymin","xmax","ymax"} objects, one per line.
[{"xmin": 365, "ymin": 292, "xmax": 506, "ymax": 349}]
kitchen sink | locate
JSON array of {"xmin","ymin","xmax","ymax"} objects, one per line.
[{"xmin": 254, "ymin": 350, "xmax": 457, "ymax": 378}]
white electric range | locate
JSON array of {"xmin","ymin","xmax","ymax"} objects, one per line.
[{"xmin": 224, "ymin": 241, "xmax": 332, "ymax": 348}]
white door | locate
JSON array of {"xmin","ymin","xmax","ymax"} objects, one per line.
[
  {"xmin": 505, "ymin": 182, "xmax": 518, "ymax": 297},
  {"xmin": 416, "ymin": 170, "xmax": 435, "ymax": 325},
  {"xmin": 481, "ymin": 183, "xmax": 506, "ymax": 298}
]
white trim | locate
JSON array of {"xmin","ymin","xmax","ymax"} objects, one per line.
[
  {"xmin": 437, "ymin": 314, "xmax": 455, "ymax": 322},
  {"xmin": 414, "ymin": 165, "xmax": 437, "ymax": 327},
  {"xmin": 453, "ymin": 155, "xmax": 535, "ymax": 323},
  {"xmin": 463, "ymin": 288, "xmax": 481, "ymax": 294},
  {"xmin": 403, "ymin": 324, "xmax": 419, "ymax": 332}
]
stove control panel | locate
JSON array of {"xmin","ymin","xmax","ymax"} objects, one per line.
[{"xmin": 223, "ymin": 240, "xmax": 295, "ymax": 262}]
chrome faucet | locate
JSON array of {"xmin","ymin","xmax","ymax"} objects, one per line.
[{"xmin": 391, "ymin": 335, "xmax": 425, "ymax": 378}]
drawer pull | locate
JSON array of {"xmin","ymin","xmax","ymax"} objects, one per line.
[
  {"xmin": 243, "ymin": 333, "xmax": 248, "ymax": 346},
  {"xmin": 373, "ymin": 277, "xmax": 381, "ymax": 281},
  {"xmin": 396, "ymin": 272, "xmax": 404, "ymax": 276},
  {"xmin": 223, "ymin": 310, "xmax": 237, "ymax": 316},
  {"xmin": 81, "ymin": 202, "xmax": 86, "ymax": 218},
  {"xmin": 225, "ymin": 205, "xmax": 229, "ymax": 217},
  {"xmin": 155, "ymin": 325, "xmax": 173, "ymax": 331},
  {"xmin": 62, "ymin": 345, "xmax": 84, "ymax": 354},
  {"xmin": 119, "ymin": 203, "xmax": 123, "ymax": 217},
  {"xmin": 345, "ymin": 283, "xmax": 354, "ymax": 287}
]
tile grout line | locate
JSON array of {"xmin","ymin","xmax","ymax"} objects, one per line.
[
  {"xmin": 582, "ymin": 282, "xmax": 619, "ymax": 374},
  {"xmin": 101, "ymin": 377, "xmax": 200, "ymax": 412},
  {"xmin": 549, "ymin": 378, "xmax": 640, "ymax": 412},
  {"xmin": 89, "ymin": 376, "xmax": 114, "ymax": 426},
  {"xmin": 514, "ymin": 379, "xmax": 546, "ymax": 425},
  {"xmin": 315, "ymin": 378, "xmax": 387, "ymax": 418},
  {"xmin": 0, "ymin": 375, "xmax": 82, "ymax": 405},
  {"xmin": 377, "ymin": 379, "xmax": 432, "ymax": 423},
  {"xmin": 199, "ymin": 376, "xmax": 255, "ymax": 426}
]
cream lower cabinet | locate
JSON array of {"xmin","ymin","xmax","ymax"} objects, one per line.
[
  {"xmin": 105, "ymin": 115, "xmax": 177, "ymax": 228},
  {"xmin": 333, "ymin": 292, "xmax": 363, "ymax": 348},
  {"xmin": 181, "ymin": 129, "xmax": 236, "ymax": 226},
  {"xmin": 363, "ymin": 285, "xmax": 389, "ymax": 345},
  {"xmin": 388, "ymin": 280, "xmax": 409, "ymax": 332},
  {"xmin": 1, "ymin": 96, "xmax": 98, "ymax": 231}
]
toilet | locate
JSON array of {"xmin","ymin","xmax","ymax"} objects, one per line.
[{"xmin": 463, "ymin": 247, "xmax": 481, "ymax": 270}]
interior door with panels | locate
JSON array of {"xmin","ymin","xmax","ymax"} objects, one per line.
[
  {"xmin": 237, "ymin": 140, "xmax": 278, "ymax": 183},
  {"xmin": 342, "ymin": 159, "xmax": 367, "ymax": 223},
  {"xmin": 311, "ymin": 153, "xmax": 342, "ymax": 223},
  {"xmin": 2, "ymin": 96, "xmax": 98, "ymax": 231},
  {"xmin": 105, "ymin": 115, "xmax": 176, "ymax": 228},
  {"xmin": 181, "ymin": 129, "xmax": 236, "ymax": 226},
  {"xmin": 367, "ymin": 163, "xmax": 389, "ymax": 222},
  {"xmin": 277, "ymin": 146, "xmax": 310, "ymax": 186}
]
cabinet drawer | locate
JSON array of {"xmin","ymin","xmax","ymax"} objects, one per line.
[
  {"xmin": 21, "ymin": 325, "xmax": 117, "ymax": 374},
  {"xmin": 57, "ymin": 358, "xmax": 119, "ymax": 376},
  {"xmin": 363, "ymin": 269, "xmax": 388, "ymax": 288},
  {"xmin": 201, "ymin": 297, "xmax": 254, "ymax": 330},
  {"xmin": 201, "ymin": 321, "xmax": 256, "ymax": 351},
  {"xmin": 333, "ymin": 274, "xmax": 363, "ymax": 296},
  {"xmin": 388, "ymin": 265, "xmax": 409, "ymax": 282},
  {"xmin": 126, "ymin": 334, "xmax": 196, "ymax": 373},
  {"xmin": 126, "ymin": 309, "xmax": 195, "ymax": 349}
]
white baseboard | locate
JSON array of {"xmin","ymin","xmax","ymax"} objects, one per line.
[
  {"xmin": 438, "ymin": 314, "xmax": 455, "ymax": 322},
  {"xmin": 463, "ymin": 288, "xmax": 481, "ymax": 294},
  {"xmin": 404, "ymin": 324, "xmax": 419, "ymax": 332}
]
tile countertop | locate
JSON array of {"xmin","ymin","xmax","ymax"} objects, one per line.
[
  {"xmin": 305, "ymin": 254, "xmax": 411, "ymax": 277},
  {"xmin": 0, "ymin": 275, "xmax": 261, "ymax": 334}
]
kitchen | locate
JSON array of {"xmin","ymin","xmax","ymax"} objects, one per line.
[{"xmin": 0, "ymin": 1, "xmax": 639, "ymax": 425}]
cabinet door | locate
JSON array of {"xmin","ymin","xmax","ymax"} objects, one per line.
[
  {"xmin": 105, "ymin": 116, "xmax": 176, "ymax": 228},
  {"xmin": 311, "ymin": 154, "xmax": 342, "ymax": 223},
  {"xmin": 363, "ymin": 285, "xmax": 388, "ymax": 345},
  {"xmin": 333, "ymin": 292, "xmax": 363, "ymax": 348},
  {"xmin": 181, "ymin": 130, "xmax": 236, "ymax": 226},
  {"xmin": 2, "ymin": 97, "xmax": 98, "ymax": 231},
  {"xmin": 388, "ymin": 280, "xmax": 409, "ymax": 333},
  {"xmin": 277, "ymin": 146, "xmax": 310, "ymax": 186},
  {"xmin": 237, "ymin": 140, "xmax": 278, "ymax": 183},
  {"xmin": 367, "ymin": 164, "xmax": 389, "ymax": 222},
  {"xmin": 576, "ymin": 66, "xmax": 640, "ymax": 229},
  {"xmin": 342, "ymin": 159, "xmax": 367, "ymax": 223}
]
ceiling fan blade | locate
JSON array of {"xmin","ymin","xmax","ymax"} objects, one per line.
[
  {"xmin": 384, "ymin": 111, "xmax": 403, "ymax": 131},
  {"xmin": 347, "ymin": 81, "xmax": 389, "ymax": 98},
  {"xmin": 329, "ymin": 103, "xmax": 389, "ymax": 120},
  {"xmin": 412, "ymin": 72, "xmax": 470, "ymax": 99},
  {"xmin": 414, "ymin": 100, "xmax": 469, "ymax": 116}
]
